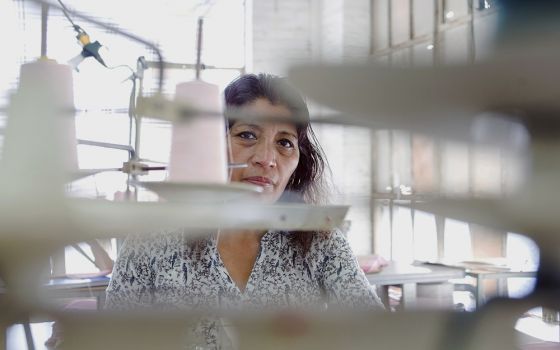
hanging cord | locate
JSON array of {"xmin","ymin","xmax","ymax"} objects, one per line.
[
  {"xmin": 57, "ymin": 0, "xmax": 139, "ymax": 159},
  {"xmin": 105, "ymin": 63, "xmax": 137, "ymax": 77},
  {"xmin": 56, "ymin": 0, "xmax": 138, "ymax": 74},
  {"xmin": 56, "ymin": 0, "xmax": 106, "ymax": 68},
  {"xmin": 30, "ymin": 0, "xmax": 165, "ymax": 92},
  {"xmin": 56, "ymin": 0, "xmax": 79, "ymax": 30}
]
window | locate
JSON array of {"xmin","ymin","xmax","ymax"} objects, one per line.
[
  {"xmin": 2, "ymin": 0, "xmax": 247, "ymax": 276},
  {"xmin": 367, "ymin": 2, "xmax": 539, "ymax": 299}
]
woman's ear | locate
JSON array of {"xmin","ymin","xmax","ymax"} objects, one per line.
[{"xmin": 278, "ymin": 189, "xmax": 304, "ymax": 203}]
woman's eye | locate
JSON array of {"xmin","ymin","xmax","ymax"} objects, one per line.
[
  {"xmin": 278, "ymin": 139, "xmax": 294, "ymax": 148},
  {"xmin": 237, "ymin": 131, "xmax": 256, "ymax": 140}
]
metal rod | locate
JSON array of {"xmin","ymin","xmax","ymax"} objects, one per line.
[
  {"xmin": 78, "ymin": 163, "xmax": 247, "ymax": 174},
  {"xmin": 144, "ymin": 60, "xmax": 243, "ymax": 71},
  {"xmin": 134, "ymin": 56, "xmax": 147, "ymax": 165},
  {"xmin": 433, "ymin": 0, "xmax": 442, "ymax": 65},
  {"xmin": 228, "ymin": 162, "xmax": 248, "ymax": 169},
  {"xmin": 23, "ymin": 322, "xmax": 36, "ymax": 350},
  {"xmin": 71, "ymin": 243, "xmax": 96, "ymax": 266},
  {"xmin": 387, "ymin": 0, "xmax": 393, "ymax": 49},
  {"xmin": 128, "ymin": 75, "xmax": 137, "ymax": 152},
  {"xmin": 119, "ymin": 164, "xmax": 247, "ymax": 172},
  {"xmin": 77, "ymin": 139, "xmax": 135, "ymax": 159},
  {"xmin": 409, "ymin": 0, "xmax": 415, "ymax": 41},
  {"xmin": 195, "ymin": 17, "xmax": 204, "ymax": 80},
  {"xmin": 134, "ymin": 114, "xmax": 142, "ymax": 161},
  {"xmin": 29, "ymin": 0, "xmax": 165, "ymax": 93},
  {"xmin": 370, "ymin": 129, "xmax": 378, "ymax": 254},
  {"xmin": 41, "ymin": 3, "xmax": 48, "ymax": 58},
  {"xmin": 468, "ymin": 0, "xmax": 476, "ymax": 63}
]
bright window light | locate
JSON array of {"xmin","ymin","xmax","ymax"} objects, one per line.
[
  {"xmin": 413, "ymin": 211, "xmax": 438, "ymax": 262},
  {"xmin": 392, "ymin": 207, "xmax": 414, "ymax": 262},
  {"xmin": 444, "ymin": 219, "xmax": 472, "ymax": 261},
  {"xmin": 3, "ymin": 0, "xmax": 246, "ymax": 276}
]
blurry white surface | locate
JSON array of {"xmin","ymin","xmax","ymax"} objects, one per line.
[
  {"xmin": 289, "ymin": 52, "xmax": 560, "ymax": 142},
  {"xmin": 1, "ymin": 60, "xmax": 78, "ymax": 197},
  {"xmin": 6, "ymin": 322, "xmax": 53, "ymax": 350},
  {"xmin": 516, "ymin": 309, "xmax": 560, "ymax": 343},
  {"xmin": 136, "ymin": 181, "xmax": 261, "ymax": 203},
  {"xmin": 413, "ymin": 211, "xmax": 438, "ymax": 262},
  {"xmin": 444, "ymin": 219, "xmax": 472, "ymax": 261}
]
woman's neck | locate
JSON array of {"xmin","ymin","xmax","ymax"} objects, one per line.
[
  {"xmin": 216, "ymin": 229, "xmax": 266, "ymax": 292},
  {"xmin": 217, "ymin": 229, "xmax": 266, "ymax": 245}
]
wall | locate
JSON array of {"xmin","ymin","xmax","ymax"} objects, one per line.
[
  {"xmin": 251, "ymin": 0, "xmax": 371, "ymax": 69},
  {"xmin": 251, "ymin": 0, "xmax": 313, "ymax": 75},
  {"xmin": 251, "ymin": 0, "xmax": 375, "ymax": 255}
]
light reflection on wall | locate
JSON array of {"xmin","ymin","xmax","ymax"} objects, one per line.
[{"xmin": 507, "ymin": 233, "xmax": 539, "ymax": 298}]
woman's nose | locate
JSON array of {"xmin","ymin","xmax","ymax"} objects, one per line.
[{"xmin": 252, "ymin": 141, "xmax": 277, "ymax": 168}]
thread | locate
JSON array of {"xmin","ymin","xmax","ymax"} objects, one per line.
[{"xmin": 168, "ymin": 80, "xmax": 227, "ymax": 183}]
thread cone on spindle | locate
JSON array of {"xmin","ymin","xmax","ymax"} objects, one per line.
[{"xmin": 168, "ymin": 80, "xmax": 227, "ymax": 184}]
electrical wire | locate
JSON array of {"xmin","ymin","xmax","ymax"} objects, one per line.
[
  {"xmin": 192, "ymin": 0, "xmax": 218, "ymax": 18},
  {"xmin": 56, "ymin": 0, "xmax": 79, "ymax": 30},
  {"xmin": 106, "ymin": 63, "xmax": 135, "ymax": 75},
  {"xmin": 54, "ymin": 2, "xmax": 137, "ymax": 77},
  {"xmin": 29, "ymin": 0, "xmax": 165, "ymax": 93}
]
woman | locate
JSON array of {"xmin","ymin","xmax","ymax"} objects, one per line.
[{"xmin": 105, "ymin": 73, "xmax": 383, "ymax": 346}]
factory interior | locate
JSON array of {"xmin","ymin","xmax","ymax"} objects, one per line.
[{"xmin": 0, "ymin": 0, "xmax": 559, "ymax": 349}]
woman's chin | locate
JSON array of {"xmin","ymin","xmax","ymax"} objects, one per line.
[
  {"xmin": 249, "ymin": 190, "xmax": 281, "ymax": 204},
  {"xmin": 232, "ymin": 179, "xmax": 282, "ymax": 203}
]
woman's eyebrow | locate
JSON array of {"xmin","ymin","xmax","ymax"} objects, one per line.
[
  {"xmin": 279, "ymin": 130, "xmax": 298, "ymax": 139},
  {"xmin": 233, "ymin": 123, "xmax": 262, "ymax": 131}
]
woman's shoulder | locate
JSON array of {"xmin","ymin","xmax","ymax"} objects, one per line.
[
  {"xmin": 120, "ymin": 229, "xmax": 214, "ymax": 257},
  {"xmin": 309, "ymin": 229, "xmax": 347, "ymax": 254},
  {"xmin": 273, "ymin": 230, "xmax": 348, "ymax": 259},
  {"xmin": 305, "ymin": 229, "xmax": 358, "ymax": 273}
]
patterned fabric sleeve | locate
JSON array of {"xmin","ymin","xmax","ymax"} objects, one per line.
[
  {"xmin": 317, "ymin": 230, "xmax": 385, "ymax": 310},
  {"xmin": 104, "ymin": 233, "xmax": 161, "ymax": 309}
]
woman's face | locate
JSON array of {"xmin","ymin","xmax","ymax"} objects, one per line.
[{"xmin": 228, "ymin": 98, "xmax": 300, "ymax": 203}]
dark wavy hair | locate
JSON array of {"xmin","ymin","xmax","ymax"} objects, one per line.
[{"xmin": 224, "ymin": 73, "xmax": 330, "ymax": 253}]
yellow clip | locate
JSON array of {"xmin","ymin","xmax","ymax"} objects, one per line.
[{"xmin": 77, "ymin": 32, "xmax": 91, "ymax": 46}]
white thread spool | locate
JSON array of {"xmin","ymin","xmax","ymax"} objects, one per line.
[
  {"xmin": 168, "ymin": 80, "xmax": 227, "ymax": 183},
  {"xmin": 1, "ymin": 59, "xmax": 78, "ymax": 196},
  {"xmin": 20, "ymin": 59, "xmax": 78, "ymax": 171}
]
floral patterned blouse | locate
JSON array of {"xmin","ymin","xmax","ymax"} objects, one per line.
[{"xmin": 105, "ymin": 229, "xmax": 383, "ymax": 347}]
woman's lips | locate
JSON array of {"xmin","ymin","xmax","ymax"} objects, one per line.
[{"xmin": 243, "ymin": 176, "xmax": 274, "ymax": 187}]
